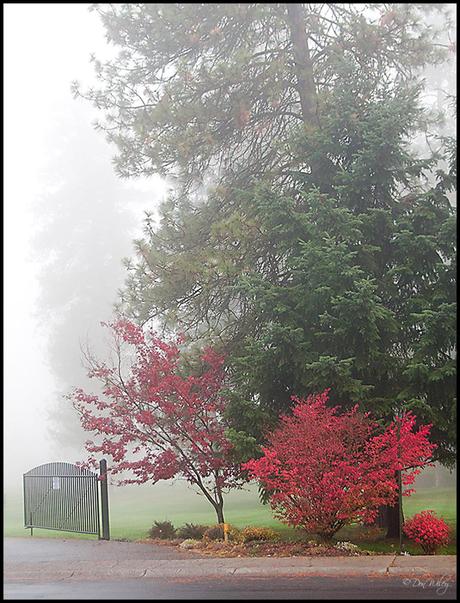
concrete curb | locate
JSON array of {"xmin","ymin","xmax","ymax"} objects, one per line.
[{"xmin": 4, "ymin": 555, "xmax": 457, "ymax": 582}]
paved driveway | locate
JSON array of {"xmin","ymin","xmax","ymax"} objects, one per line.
[{"xmin": 4, "ymin": 536, "xmax": 204, "ymax": 563}]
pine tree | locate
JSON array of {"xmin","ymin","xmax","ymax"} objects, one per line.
[{"xmin": 74, "ymin": 4, "xmax": 452, "ymax": 191}]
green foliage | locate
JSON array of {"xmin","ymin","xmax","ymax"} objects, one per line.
[{"xmin": 148, "ymin": 520, "xmax": 176, "ymax": 540}]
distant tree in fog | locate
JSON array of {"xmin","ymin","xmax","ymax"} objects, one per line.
[{"xmin": 32, "ymin": 106, "xmax": 162, "ymax": 452}]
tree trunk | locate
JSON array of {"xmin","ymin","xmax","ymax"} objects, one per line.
[
  {"xmin": 316, "ymin": 531, "xmax": 336, "ymax": 544},
  {"xmin": 385, "ymin": 501, "xmax": 401, "ymax": 539},
  {"xmin": 215, "ymin": 503, "xmax": 225, "ymax": 525},
  {"xmin": 434, "ymin": 464, "xmax": 440, "ymax": 488},
  {"xmin": 376, "ymin": 499, "xmax": 404, "ymax": 539},
  {"xmin": 286, "ymin": 3, "xmax": 318, "ymax": 127},
  {"xmin": 374, "ymin": 505, "xmax": 388, "ymax": 528},
  {"xmin": 213, "ymin": 478, "xmax": 225, "ymax": 525},
  {"xmin": 285, "ymin": 3, "xmax": 332, "ymax": 186},
  {"xmin": 192, "ymin": 474, "xmax": 225, "ymax": 525},
  {"xmin": 373, "ymin": 470, "xmax": 405, "ymax": 539},
  {"xmin": 385, "ymin": 474, "xmax": 405, "ymax": 540}
]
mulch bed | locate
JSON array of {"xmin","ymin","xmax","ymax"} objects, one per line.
[{"xmin": 138, "ymin": 538, "xmax": 378, "ymax": 557}]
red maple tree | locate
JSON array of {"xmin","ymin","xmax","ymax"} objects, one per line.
[
  {"xmin": 70, "ymin": 319, "xmax": 242, "ymax": 523},
  {"xmin": 243, "ymin": 389, "xmax": 436, "ymax": 541}
]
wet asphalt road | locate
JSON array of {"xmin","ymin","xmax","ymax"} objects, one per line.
[
  {"xmin": 4, "ymin": 536, "xmax": 204, "ymax": 562},
  {"xmin": 5, "ymin": 538, "xmax": 456, "ymax": 599},
  {"xmin": 4, "ymin": 575, "xmax": 457, "ymax": 599}
]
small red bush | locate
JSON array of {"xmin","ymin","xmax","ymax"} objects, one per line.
[{"xmin": 403, "ymin": 510, "xmax": 450, "ymax": 554}]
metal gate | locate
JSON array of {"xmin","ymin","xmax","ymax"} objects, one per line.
[{"xmin": 23, "ymin": 459, "xmax": 110, "ymax": 539}]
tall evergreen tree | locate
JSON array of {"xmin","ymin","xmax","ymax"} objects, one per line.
[{"xmin": 119, "ymin": 81, "xmax": 456, "ymax": 469}]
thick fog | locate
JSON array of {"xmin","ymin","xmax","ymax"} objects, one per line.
[
  {"xmin": 4, "ymin": 4, "xmax": 456, "ymax": 498},
  {"xmin": 4, "ymin": 4, "xmax": 167, "ymax": 492}
]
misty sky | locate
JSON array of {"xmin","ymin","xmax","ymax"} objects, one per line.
[{"xmin": 4, "ymin": 4, "xmax": 167, "ymax": 489}]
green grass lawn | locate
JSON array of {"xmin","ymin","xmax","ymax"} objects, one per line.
[
  {"xmin": 4, "ymin": 475, "xmax": 456, "ymax": 554},
  {"xmin": 403, "ymin": 487, "xmax": 456, "ymax": 525},
  {"xmin": 4, "ymin": 481, "xmax": 276, "ymax": 541}
]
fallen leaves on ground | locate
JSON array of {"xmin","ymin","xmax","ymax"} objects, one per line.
[{"xmin": 138, "ymin": 538, "xmax": 378, "ymax": 557}]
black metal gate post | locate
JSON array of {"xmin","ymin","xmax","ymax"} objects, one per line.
[{"xmin": 99, "ymin": 459, "xmax": 110, "ymax": 541}]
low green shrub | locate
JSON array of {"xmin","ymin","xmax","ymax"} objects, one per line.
[
  {"xmin": 177, "ymin": 523, "xmax": 209, "ymax": 540},
  {"xmin": 148, "ymin": 520, "xmax": 176, "ymax": 540}
]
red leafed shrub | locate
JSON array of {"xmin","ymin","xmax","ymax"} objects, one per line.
[
  {"xmin": 403, "ymin": 511, "xmax": 450, "ymax": 554},
  {"xmin": 243, "ymin": 389, "xmax": 435, "ymax": 541}
]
